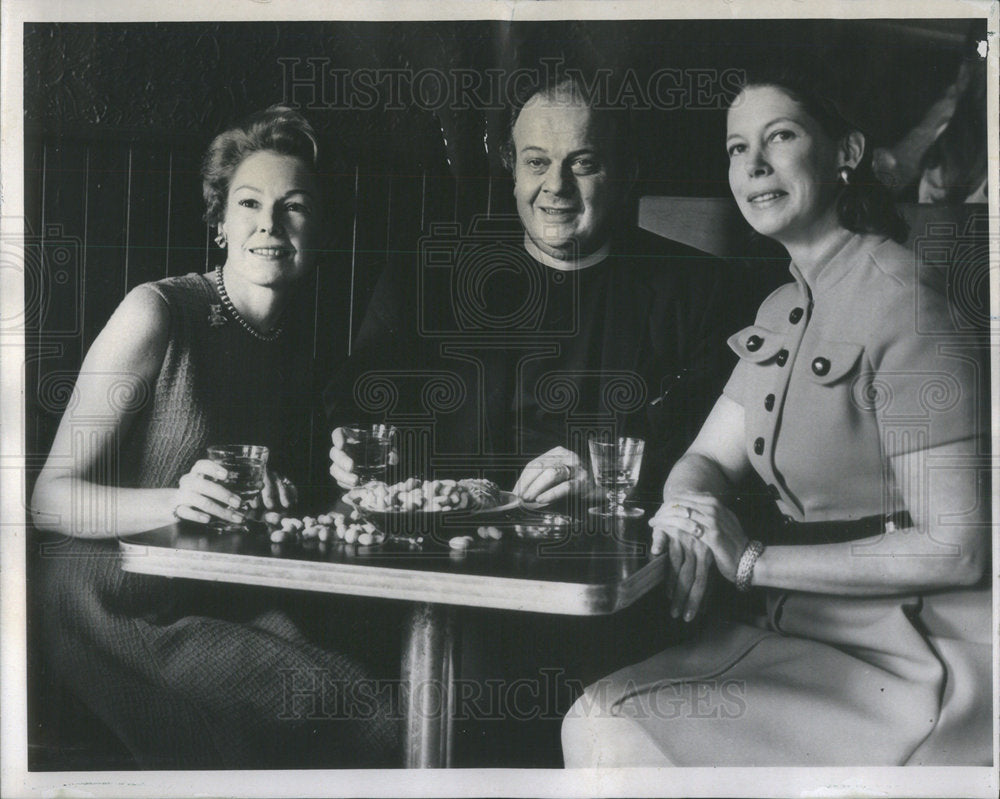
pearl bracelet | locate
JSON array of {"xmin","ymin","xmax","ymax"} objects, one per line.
[{"xmin": 735, "ymin": 539, "xmax": 765, "ymax": 592}]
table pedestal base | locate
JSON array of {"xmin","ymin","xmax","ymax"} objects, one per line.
[{"xmin": 401, "ymin": 602, "xmax": 457, "ymax": 768}]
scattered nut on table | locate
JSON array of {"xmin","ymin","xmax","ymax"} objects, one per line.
[
  {"xmin": 263, "ymin": 511, "xmax": 378, "ymax": 548},
  {"xmin": 448, "ymin": 535, "xmax": 474, "ymax": 550}
]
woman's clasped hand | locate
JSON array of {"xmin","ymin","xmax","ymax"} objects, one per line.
[{"xmin": 649, "ymin": 493, "xmax": 748, "ymax": 621}]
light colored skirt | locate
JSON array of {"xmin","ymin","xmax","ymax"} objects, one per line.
[{"xmin": 562, "ymin": 587, "xmax": 992, "ymax": 766}]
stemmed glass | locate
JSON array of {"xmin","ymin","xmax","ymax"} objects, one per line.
[
  {"xmin": 587, "ymin": 436, "xmax": 645, "ymax": 517},
  {"xmin": 343, "ymin": 424, "xmax": 397, "ymax": 485}
]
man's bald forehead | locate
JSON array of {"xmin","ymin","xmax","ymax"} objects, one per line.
[
  {"xmin": 506, "ymin": 81, "xmax": 631, "ymax": 167},
  {"xmin": 523, "ymin": 79, "xmax": 592, "ymax": 110}
]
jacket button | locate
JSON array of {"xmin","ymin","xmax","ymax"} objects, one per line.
[
  {"xmin": 753, "ymin": 437, "xmax": 765, "ymax": 455},
  {"xmin": 746, "ymin": 335, "xmax": 763, "ymax": 352},
  {"xmin": 764, "ymin": 393, "xmax": 775, "ymax": 411},
  {"xmin": 789, "ymin": 307, "xmax": 804, "ymax": 324},
  {"xmin": 775, "ymin": 349, "xmax": 789, "ymax": 366},
  {"xmin": 812, "ymin": 357, "xmax": 831, "ymax": 376},
  {"xmin": 767, "ymin": 484, "xmax": 781, "ymax": 500}
]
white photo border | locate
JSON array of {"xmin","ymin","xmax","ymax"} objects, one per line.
[{"xmin": 2, "ymin": 1, "xmax": 997, "ymax": 797}]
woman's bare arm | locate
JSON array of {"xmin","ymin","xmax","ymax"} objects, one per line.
[
  {"xmin": 654, "ymin": 396, "xmax": 987, "ymax": 610},
  {"xmin": 30, "ymin": 286, "xmax": 179, "ymax": 538},
  {"xmin": 661, "ymin": 394, "xmax": 752, "ymax": 504}
]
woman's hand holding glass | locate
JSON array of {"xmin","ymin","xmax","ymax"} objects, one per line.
[
  {"xmin": 650, "ymin": 491, "xmax": 749, "ymax": 621},
  {"xmin": 174, "ymin": 459, "xmax": 247, "ymax": 525},
  {"xmin": 175, "ymin": 460, "xmax": 297, "ymax": 524},
  {"xmin": 261, "ymin": 468, "xmax": 298, "ymax": 510}
]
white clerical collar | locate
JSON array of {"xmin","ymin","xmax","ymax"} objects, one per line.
[{"xmin": 523, "ymin": 234, "xmax": 612, "ymax": 271}]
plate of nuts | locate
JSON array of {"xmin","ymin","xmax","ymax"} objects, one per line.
[
  {"xmin": 344, "ymin": 477, "xmax": 511, "ymax": 512},
  {"xmin": 343, "ymin": 477, "xmax": 525, "ymax": 542}
]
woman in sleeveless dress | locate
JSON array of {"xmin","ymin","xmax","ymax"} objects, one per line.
[
  {"xmin": 561, "ymin": 68, "xmax": 991, "ymax": 767},
  {"xmin": 30, "ymin": 106, "xmax": 400, "ymax": 768}
]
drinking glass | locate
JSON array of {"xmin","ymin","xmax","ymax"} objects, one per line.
[
  {"xmin": 587, "ymin": 436, "xmax": 645, "ymax": 517},
  {"xmin": 343, "ymin": 424, "xmax": 397, "ymax": 485},
  {"xmin": 206, "ymin": 444, "xmax": 269, "ymax": 532}
]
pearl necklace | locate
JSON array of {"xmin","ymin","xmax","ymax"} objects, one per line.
[{"xmin": 213, "ymin": 266, "xmax": 283, "ymax": 342}]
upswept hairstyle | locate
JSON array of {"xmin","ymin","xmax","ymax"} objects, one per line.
[
  {"xmin": 730, "ymin": 65, "xmax": 908, "ymax": 243},
  {"xmin": 201, "ymin": 105, "xmax": 320, "ymax": 228}
]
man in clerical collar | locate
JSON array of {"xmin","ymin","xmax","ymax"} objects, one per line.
[
  {"xmin": 493, "ymin": 75, "xmax": 733, "ymax": 506},
  {"xmin": 502, "ymin": 77, "xmax": 625, "ymax": 272},
  {"xmin": 321, "ymin": 72, "xmax": 760, "ymax": 766},
  {"xmin": 326, "ymin": 74, "xmax": 741, "ymax": 510}
]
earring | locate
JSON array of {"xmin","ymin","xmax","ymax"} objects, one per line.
[
  {"xmin": 837, "ymin": 166, "xmax": 854, "ymax": 186},
  {"xmin": 214, "ymin": 231, "xmax": 227, "ymax": 248}
]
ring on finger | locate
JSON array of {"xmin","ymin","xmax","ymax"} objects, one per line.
[
  {"xmin": 173, "ymin": 505, "xmax": 185, "ymax": 521},
  {"xmin": 691, "ymin": 521, "xmax": 703, "ymax": 538}
]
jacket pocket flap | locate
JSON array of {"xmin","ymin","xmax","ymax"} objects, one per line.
[
  {"xmin": 727, "ymin": 325, "xmax": 784, "ymax": 363},
  {"xmin": 806, "ymin": 339, "xmax": 864, "ymax": 385}
]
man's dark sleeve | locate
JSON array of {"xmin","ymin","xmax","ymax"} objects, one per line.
[
  {"xmin": 638, "ymin": 235, "xmax": 786, "ymax": 506},
  {"xmin": 634, "ymin": 238, "xmax": 759, "ymax": 502}
]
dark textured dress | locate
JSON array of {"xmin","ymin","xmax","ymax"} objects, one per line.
[{"xmin": 36, "ymin": 273, "xmax": 399, "ymax": 769}]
